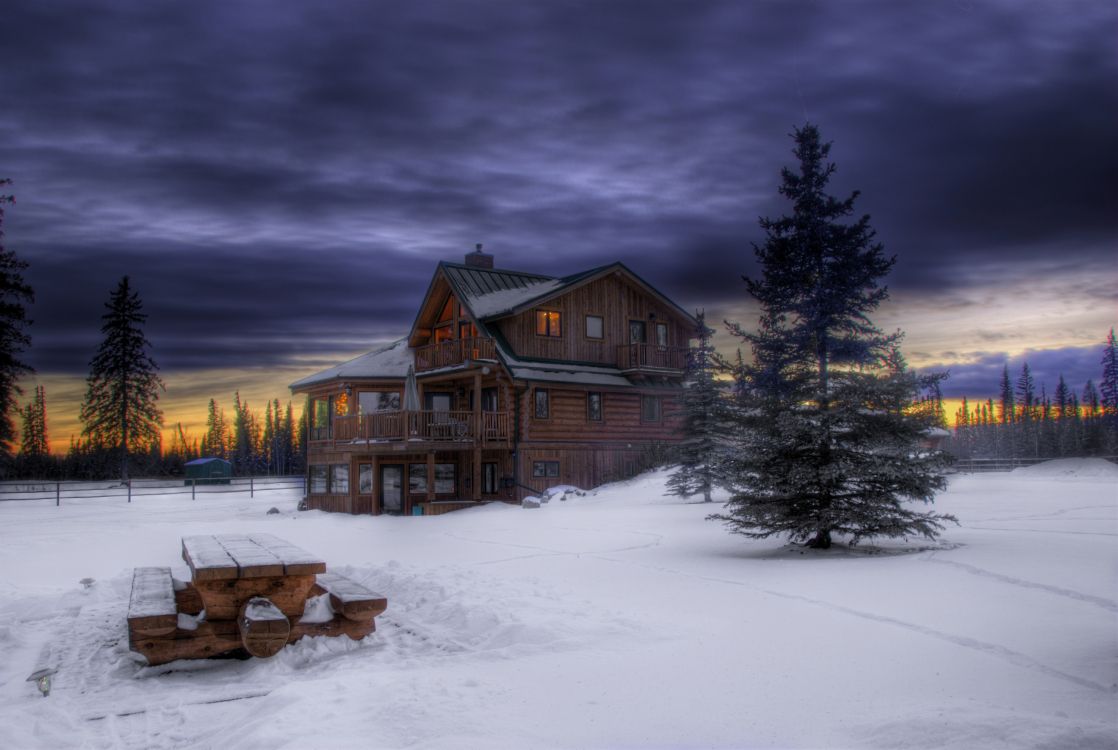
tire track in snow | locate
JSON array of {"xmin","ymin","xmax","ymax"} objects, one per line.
[
  {"xmin": 923, "ymin": 556, "xmax": 1118, "ymax": 613},
  {"xmin": 586, "ymin": 553, "xmax": 1115, "ymax": 695}
]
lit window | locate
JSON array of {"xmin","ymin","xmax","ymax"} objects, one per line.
[
  {"xmin": 585, "ymin": 315, "xmax": 604, "ymax": 339},
  {"xmin": 535, "ymin": 389, "xmax": 550, "ymax": 419},
  {"xmin": 536, "ymin": 310, "xmax": 562, "ymax": 337},
  {"xmin": 641, "ymin": 396, "xmax": 661, "ymax": 422}
]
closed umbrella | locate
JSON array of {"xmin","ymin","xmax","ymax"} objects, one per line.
[{"xmin": 403, "ymin": 365, "xmax": 420, "ymax": 438}]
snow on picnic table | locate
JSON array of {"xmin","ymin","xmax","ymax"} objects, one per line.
[{"xmin": 0, "ymin": 461, "xmax": 1115, "ymax": 749}]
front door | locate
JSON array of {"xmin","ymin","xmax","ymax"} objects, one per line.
[{"xmin": 381, "ymin": 464, "xmax": 404, "ymax": 514}]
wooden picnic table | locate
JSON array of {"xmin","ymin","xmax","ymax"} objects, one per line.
[{"xmin": 127, "ymin": 534, "xmax": 387, "ymax": 666}]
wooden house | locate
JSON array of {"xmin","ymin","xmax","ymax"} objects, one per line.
[{"xmin": 290, "ymin": 248, "xmax": 696, "ymax": 515}]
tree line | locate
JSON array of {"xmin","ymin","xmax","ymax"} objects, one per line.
[
  {"xmin": 944, "ymin": 331, "xmax": 1118, "ymax": 460},
  {"xmin": 0, "ymin": 176, "xmax": 307, "ymax": 481}
]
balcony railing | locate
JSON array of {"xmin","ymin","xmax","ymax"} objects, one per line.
[
  {"xmin": 415, "ymin": 337, "xmax": 496, "ymax": 372},
  {"xmin": 317, "ymin": 410, "xmax": 511, "ymax": 446},
  {"xmin": 616, "ymin": 343, "xmax": 689, "ymax": 373}
]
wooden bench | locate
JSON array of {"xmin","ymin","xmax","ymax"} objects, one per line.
[
  {"xmin": 127, "ymin": 567, "xmax": 178, "ymax": 638},
  {"xmin": 315, "ymin": 572, "xmax": 388, "ymax": 621}
]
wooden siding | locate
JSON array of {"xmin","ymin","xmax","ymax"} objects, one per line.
[
  {"xmin": 516, "ymin": 445, "xmax": 671, "ymax": 497},
  {"xmin": 493, "ymin": 273, "xmax": 691, "ymax": 366},
  {"xmin": 521, "ymin": 387, "xmax": 683, "ymax": 442}
]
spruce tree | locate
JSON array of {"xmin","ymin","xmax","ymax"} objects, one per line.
[
  {"xmin": 998, "ymin": 365, "xmax": 1014, "ymax": 424},
  {"xmin": 201, "ymin": 398, "xmax": 228, "ymax": 458},
  {"xmin": 0, "ymin": 178, "xmax": 34, "ymax": 466},
  {"xmin": 1101, "ymin": 329, "xmax": 1118, "ymax": 417},
  {"xmin": 667, "ymin": 311, "xmax": 728, "ymax": 503},
  {"xmin": 80, "ymin": 276, "xmax": 164, "ymax": 482},
  {"xmin": 714, "ymin": 124, "xmax": 954, "ymax": 548}
]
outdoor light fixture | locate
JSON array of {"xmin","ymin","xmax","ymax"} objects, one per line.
[{"xmin": 27, "ymin": 667, "xmax": 57, "ymax": 697}]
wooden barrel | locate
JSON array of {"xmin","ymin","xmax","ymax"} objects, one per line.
[{"xmin": 238, "ymin": 597, "xmax": 291, "ymax": 658}]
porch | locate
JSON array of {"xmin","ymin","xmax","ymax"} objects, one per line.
[{"xmin": 312, "ymin": 410, "xmax": 512, "ymax": 449}]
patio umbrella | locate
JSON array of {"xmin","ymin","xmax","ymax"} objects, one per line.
[{"xmin": 403, "ymin": 365, "xmax": 420, "ymax": 411}]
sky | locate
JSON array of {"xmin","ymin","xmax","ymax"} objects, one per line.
[{"xmin": 1, "ymin": 0, "xmax": 1115, "ymax": 452}]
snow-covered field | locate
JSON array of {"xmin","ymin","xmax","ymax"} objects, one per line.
[{"xmin": 1, "ymin": 460, "xmax": 1115, "ymax": 749}]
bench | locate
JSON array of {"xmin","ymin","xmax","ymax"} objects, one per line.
[
  {"xmin": 315, "ymin": 572, "xmax": 388, "ymax": 621},
  {"xmin": 127, "ymin": 567, "xmax": 178, "ymax": 638}
]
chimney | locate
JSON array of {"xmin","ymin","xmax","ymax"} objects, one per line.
[{"xmin": 465, "ymin": 243, "xmax": 494, "ymax": 269}]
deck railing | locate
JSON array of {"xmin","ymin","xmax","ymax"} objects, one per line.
[
  {"xmin": 415, "ymin": 337, "xmax": 496, "ymax": 372},
  {"xmin": 323, "ymin": 410, "xmax": 511, "ymax": 445},
  {"xmin": 616, "ymin": 343, "xmax": 689, "ymax": 372}
]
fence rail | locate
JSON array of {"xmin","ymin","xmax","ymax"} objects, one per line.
[
  {"xmin": 0, "ymin": 475, "xmax": 305, "ymax": 505},
  {"xmin": 951, "ymin": 456, "xmax": 1118, "ymax": 473}
]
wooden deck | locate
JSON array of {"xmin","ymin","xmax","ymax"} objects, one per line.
[{"xmin": 318, "ymin": 410, "xmax": 511, "ymax": 450}]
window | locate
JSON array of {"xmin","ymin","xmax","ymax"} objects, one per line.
[
  {"xmin": 408, "ymin": 463, "xmax": 427, "ymax": 494},
  {"xmin": 359, "ymin": 391, "xmax": 400, "ymax": 414},
  {"xmin": 629, "ymin": 320, "xmax": 647, "ymax": 344},
  {"xmin": 587, "ymin": 392, "xmax": 602, "ymax": 422},
  {"xmin": 310, "ymin": 465, "xmax": 328, "ymax": 493},
  {"xmin": 656, "ymin": 322, "xmax": 668, "ymax": 347},
  {"xmin": 532, "ymin": 461, "xmax": 560, "ymax": 478},
  {"xmin": 585, "ymin": 315, "xmax": 604, "ymax": 339},
  {"xmin": 358, "ymin": 463, "xmax": 373, "ymax": 494},
  {"xmin": 534, "ymin": 389, "xmax": 550, "ymax": 419},
  {"xmin": 331, "ymin": 464, "xmax": 349, "ymax": 494},
  {"xmin": 641, "ymin": 395, "xmax": 661, "ymax": 422},
  {"xmin": 481, "ymin": 387, "xmax": 499, "ymax": 412},
  {"xmin": 425, "ymin": 392, "xmax": 452, "ymax": 412},
  {"xmin": 482, "ymin": 463, "xmax": 498, "ymax": 494},
  {"xmin": 313, "ymin": 398, "xmax": 331, "ymax": 439},
  {"xmin": 536, "ymin": 310, "xmax": 562, "ymax": 337},
  {"xmin": 434, "ymin": 463, "xmax": 456, "ymax": 494},
  {"xmin": 334, "ymin": 392, "xmax": 349, "ymax": 416}
]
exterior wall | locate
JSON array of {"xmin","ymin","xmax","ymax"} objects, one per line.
[
  {"xmin": 516, "ymin": 444, "xmax": 672, "ymax": 497},
  {"xmin": 519, "ymin": 386, "xmax": 683, "ymax": 442},
  {"xmin": 493, "ymin": 274, "xmax": 690, "ymax": 366}
]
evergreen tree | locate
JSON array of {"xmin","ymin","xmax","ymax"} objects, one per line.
[
  {"xmin": 0, "ymin": 178, "xmax": 35, "ymax": 466},
  {"xmin": 714, "ymin": 124, "xmax": 954, "ymax": 548},
  {"xmin": 998, "ymin": 365, "xmax": 1014, "ymax": 424},
  {"xmin": 1082, "ymin": 380, "xmax": 1100, "ymax": 418},
  {"xmin": 20, "ymin": 385, "xmax": 48, "ymax": 457},
  {"xmin": 201, "ymin": 398, "xmax": 228, "ymax": 458},
  {"xmin": 1101, "ymin": 329, "xmax": 1118, "ymax": 417},
  {"xmin": 80, "ymin": 276, "xmax": 164, "ymax": 482},
  {"xmin": 667, "ymin": 311, "xmax": 729, "ymax": 503},
  {"xmin": 1016, "ymin": 362, "xmax": 1036, "ymax": 421}
]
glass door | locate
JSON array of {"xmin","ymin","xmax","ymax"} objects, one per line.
[{"xmin": 381, "ymin": 464, "xmax": 404, "ymax": 514}]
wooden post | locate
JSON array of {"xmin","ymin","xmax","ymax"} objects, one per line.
[
  {"xmin": 192, "ymin": 478, "xmax": 196, "ymax": 500},
  {"xmin": 127, "ymin": 480, "xmax": 131, "ymax": 504},
  {"xmin": 473, "ymin": 371, "xmax": 482, "ymax": 501},
  {"xmin": 56, "ymin": 482, "xmax": 60, "ymax": 507},
  {"xmin": 250, "ymin": 476, "xmax": 254, "ymax": 498}
]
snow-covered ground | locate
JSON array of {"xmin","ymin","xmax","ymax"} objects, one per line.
[{"xmin": 1, "ymin": 460, "xmax": 1115, "ymax": 749}]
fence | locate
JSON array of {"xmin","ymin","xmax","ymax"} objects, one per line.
[
  {"xmin": 951, "ymin": 456, "xmax": 1118, "ymax": 473},
  {"xmin": 0, "ymin": 475, "xmax": 305, "ymax": 506}
]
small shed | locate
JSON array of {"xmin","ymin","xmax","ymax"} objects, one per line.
[{"xmin": 184, "ymin": 457, "xmax": 233, "ymax": 485}]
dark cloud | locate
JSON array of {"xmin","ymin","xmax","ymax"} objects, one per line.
[
  {"xmin": 920, "ymin": 344, "xmax": 1108, "ymax": 401},
  {"xmin": 1, "ymin": 0, "xmax": 1114, "ymax": 400}
]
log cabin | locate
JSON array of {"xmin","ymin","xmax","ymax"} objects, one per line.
[{"xmin": 290, "ymin": 247, "xmax": 696, "ymax": 516}]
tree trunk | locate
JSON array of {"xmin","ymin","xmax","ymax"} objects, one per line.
[{"xmin": 806, "ymin": 529, "xmax": 832, "ymax": 549}]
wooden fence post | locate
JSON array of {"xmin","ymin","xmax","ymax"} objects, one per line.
[
  {"xmin": 250, "ymin": 476, "xmax": 254, "ymax": 498},
  {"xmin": 127, "ymin": 480, "xmax": 132, "ymax": 504},
  {"xmin": 56, "ymin": 482, "xmax": 60, "ymax": 507},
  {"xmin": 192, "ymin": 478, "xmax": 196, "ymax": 500}
]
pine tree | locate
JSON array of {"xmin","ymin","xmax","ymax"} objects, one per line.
[
  {"xmin": 998, "ymin": 365, "xmax": 1014, "ymax": 424},
  {"xmin": 0, "ymin": 178, "xmax": 35, "ymax": 467},
  {"xmin": 1082, "ymin": 380, "xmax": 1100, "ymax": 418},
  {"xmin": 1101, "ymin": 329, "xmax": 1118, "ymax": 417},
  {"xmin": 20, "ymin": 385, "xmax": 48, "ymax": 458},
  {"xmin": 714, "ymin": 124, "xmax": 954, "ymax": 548},
  {"xmin": 201, "ymin": 398, "xmax": 228, "ymax": 458},
  {"xmin": 1016, "ymin": 362, "xmax": 1036, "ymax": 421},
  {"xmin": 667, "ymin": 311, "xmax": 728, "ymax": 503},
  {"xmin": 80, "ymin": 276, "xmax": 164, "ymax": 482}
]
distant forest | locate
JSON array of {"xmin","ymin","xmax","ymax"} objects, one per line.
[{"xmin": 943, "ymin": 330, "xmax": 1118, "ymax": 460}]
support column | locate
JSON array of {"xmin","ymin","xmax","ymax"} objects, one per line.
[
  {"xmin": 473, "ymin": 372, "xmax": 482, "ymax": 501},
  {"xmin": 426, "ymin": 452, "xmax": 435, "ymax": 505}
]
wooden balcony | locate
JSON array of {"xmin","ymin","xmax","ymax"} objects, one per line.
[
  {"xmin": 415, "ymin": 337, "xmax": 496, "ymax": 372},
  {"xmin": 313, "ymin": 410, "xmax": 511, "ymax": 450},
  {"xmin": 616, "ymin": 343, "xmax": 688, "ymax": 374}
]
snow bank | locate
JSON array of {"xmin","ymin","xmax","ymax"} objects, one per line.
[{"xmin": 1011, "ymin": 457, "xmax": 1118, "ymax": 479}]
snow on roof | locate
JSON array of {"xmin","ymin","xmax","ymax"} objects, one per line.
[
  {"xmin": 508, "ymin": 364, "xmax": 635, "ymax": 387},
  {"xmin": 289, "ymin": 338, "xmax": 413, "ymax": 390},
  {"xmin": 462, "ymin": 278, "xmax": 566, "ymax": 319}
]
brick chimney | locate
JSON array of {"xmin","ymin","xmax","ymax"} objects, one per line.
[{"xmin": 465, "ymin": 243, "xmax": 494, "ymax": 269}]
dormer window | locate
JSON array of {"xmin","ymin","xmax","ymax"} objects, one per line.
[{"xmin": 536, "ymin": 310, "xmax": 562, "ymax": 337}]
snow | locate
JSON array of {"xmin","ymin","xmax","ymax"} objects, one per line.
[
  {"xmin": 463, "ymin": 279, "xmax": 565, "ymax": 319},
  {"xmin": 1, "ymin": 461, "xmax": 1115, "ymax": 748},
  {"xmin": 287, "ymin": 338, "xmax": 413, "ymax": 389}
]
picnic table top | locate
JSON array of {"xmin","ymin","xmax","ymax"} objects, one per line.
[{"xmin": 181, "ymin": 533, "xmax": 326, "ymax": 581}]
